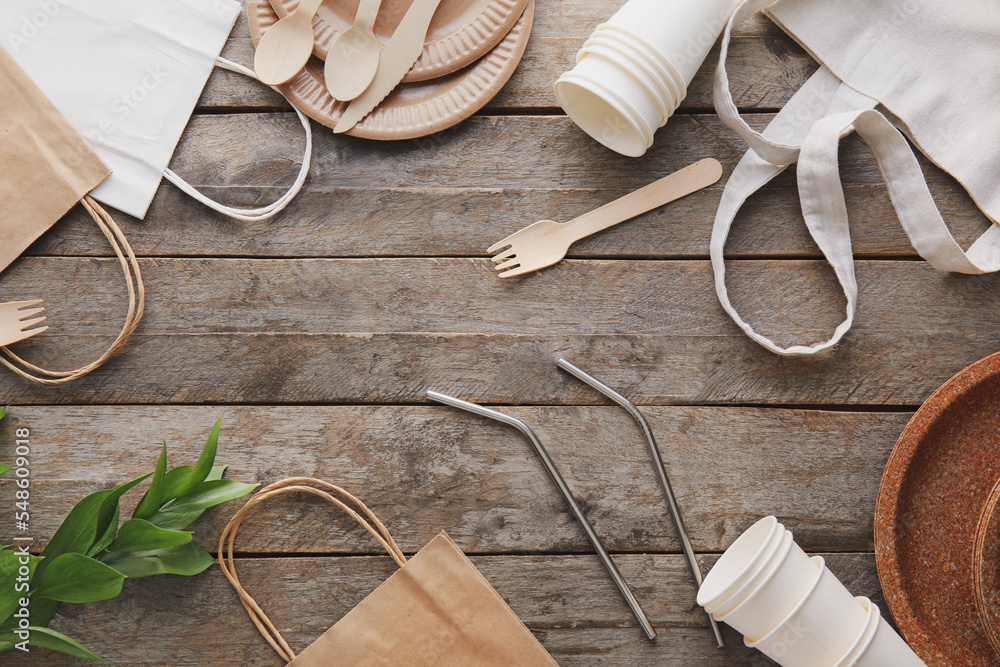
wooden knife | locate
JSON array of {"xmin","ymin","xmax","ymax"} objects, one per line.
[{"xmin": 333, "ymin": 0, "xmax": 444, "ymax": 133}]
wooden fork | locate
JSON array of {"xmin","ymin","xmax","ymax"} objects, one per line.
[
  {"xmin": 488, "ymin": 158, "xmax": 723, "ymax": 278},
  {"xmin": 0, "ymin": 300, "xmax": 48, "ymax": 347}
]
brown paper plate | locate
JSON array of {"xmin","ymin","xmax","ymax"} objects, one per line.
[
  {"xmin": 974, "ymin": 479, "xmax": 1000, "ymax": 660},
  {"xmin": 269, "ymin": 0, "xmax": 529, "ymax": 82},
  {"xmin": 875, "ymin": 351, "xmax": 1000, "ymax": 666},
  {"xmin": 248, "ymin": 0, "xmax": 533, "ymax": 140}
]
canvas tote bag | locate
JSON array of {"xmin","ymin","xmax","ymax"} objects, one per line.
[
  {"xmin": 0, "ymin": 0, "xmax": 311, "ymax": 221},
  {"xmin": 711, "ymin": 0, "xmax": 1000, "ymax": 355},
  {"xmin": 219, "ymin": 478, "xmax": 560, "ymax": 666},
  {"xmin": 0, "ymin": 44, "xmax": 143, "ymax": 384}
]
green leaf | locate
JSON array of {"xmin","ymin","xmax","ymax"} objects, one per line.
[
  {"xmin": 161, "ymin": 480, "xmax": 257, "ymax": 515},
  {"xmin": 0, "ymin": 547, "xmax": 42, "ymax": 622},
  {"xmin": 163, "ymin": 419, "xmax": 222, "ymax": 500},
  {"xmin": 24, "ymin": 597, "xmax": 59, "ymax": 633},
  {"xmin": 0, "ymin": 463, "xmax": 11, "ymax": 476},
  {"xmin": 87, "ymin": 504, "xmax": 119, "ymax": 558},
  {"xmin": 28, "ymin": 626, "xmax": 108, "ymax": 662},
  {"xmin": 101, "ymin": 542, "xmax": 216, "ymax": 578},
  {"xmin": 0, "ymin": 406, "xmax": 6, "ymax": 420},
  {"xmin": 146, "ymin": 508, "xmax": 207, "ymax": 531},
  {"xmin": 133, "ymin": 443, "xmax": 168, "ymax": 520},
  {"xmin": 38, "ymin": 489, "xmax": 112, "ymax": 575},
  {"xmin": 39, "ymin": 473, "xmax": 152, "ymax": 579},
  {"xmin": 31, "ymin": 553, "xmax": 125, "ymax": 604},
  {"xmin": 94, "ymin": 473, "xmax": 152, "ymax": 546},
  {"xmin": 206, "ymin": 464, "xmax": 227, "ymax": 482},
  {"xmin": 107, "ymin": 519, "xmax": 191, "ymax": 553}
]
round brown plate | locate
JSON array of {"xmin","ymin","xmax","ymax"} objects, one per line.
[
  {"xmin": 974, "ymin": 479, "xmax": 1000, "ymax": 659},
  {"xmin": 248, "ymin": 0, "xmax": 533, "ymax": 139},
  {"xmin": 875, "ymin": 351, "xmax": 1000, "ymax": 666},
  {"xmin": 269, "ymin": 0, "xmax": 529, "ymax": 82}
]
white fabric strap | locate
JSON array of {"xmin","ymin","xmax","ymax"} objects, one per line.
[
  {"xmin": 162, "ymin": 57, "xmax": 313, "ymax": 222},
  {"xmin": 714, "ymin": 0, "xmax": 800, "ymax": 166},
  {"xmin": 710, "ymin": 68, "xmax": 876, "ymax": 355}
]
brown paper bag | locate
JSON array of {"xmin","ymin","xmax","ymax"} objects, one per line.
[
  {"xmin": 220, "ymin": 478, "xmax": 560, "ymax": 666},
  {"xmin": 0, "ymin": 45, "xmax": 143, "ymax": 384}
]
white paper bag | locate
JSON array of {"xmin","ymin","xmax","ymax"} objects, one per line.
[
  {"xmin": 712, "ymin": 0, "xmax": 1000, "ymax": 354},
  {"xmin": 0, "ymin": 0, "xmax": 311, "ymax": 221}
]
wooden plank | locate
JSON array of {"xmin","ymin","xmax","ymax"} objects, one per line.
[
  {"xmin": 3, "ymin": 553, "xmax": 880, "ymax": 665},
  {"xmin": 204, "ymin": 9, "xmax": 816, "ymax": 111},
  {"xmin": 0, "ymin": 406, "xmax": 905, "ymax": 553},
  {"xmin": 0, "ymin": 257, "xmax": 996, "ymax": 405},
  {"xmin": 30, "ymin": 114, "xmax": 989, "ymax": 259}
]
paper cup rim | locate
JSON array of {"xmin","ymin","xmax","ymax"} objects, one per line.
[
  {"xmin": 554, "ymin": 73, "xmax": 653, "ymax": 156},
  {"xmin": 698, "ymin": 516, "xmax": 781, "ymax": 607},
  {"xmin": 713, "ymin": 529, "xmax": 792, "ymax": 617},
  {"xmin": 746, "ymin": 555, "xmax": 826, "ymax": 648},
  {"xmin": 593, "ymin": 23, "xmax": 689, "ymax": 99},
  {"xmin": 575, "ymin": 42, "xmax": 671, "ymax": 123},
  {"xmin": 833, "ymin": 597, "xmax": 881, "ymax": 667},
  {"xmin": 579, "ymin": 35, "xmax": 680, "ymax": 114}
]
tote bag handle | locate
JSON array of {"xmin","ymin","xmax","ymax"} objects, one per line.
[
  {"xmin": 162, "ymin": 58, "xmax": 313, "ymax": 223},
  {"xmin": 1, "ymin": 196, "xmax": 144, "ymax": 384},
  {"xmin": 709, "ymin": 0, "xmax": 1000, "ymax": 355},
  {"xmin": 218, "ymin": 477, "xmax": 408, "ymax": 663}
]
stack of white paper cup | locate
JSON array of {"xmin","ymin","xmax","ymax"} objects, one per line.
[
  {"xmin": 698, "ymin": 517, "xmax": 927, "ymax": 666},
  {"xmin": 555, "ymin": 0, "xmax": 739, "ymax": 156}
]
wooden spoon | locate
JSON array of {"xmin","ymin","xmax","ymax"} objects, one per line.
[
  {"xmin": 323, "ymin": 0, "xmax": 384, "ymax": 101},
  {"xmin": 254, "ymin": 0, "xmax": 324, "ymax": 85}
]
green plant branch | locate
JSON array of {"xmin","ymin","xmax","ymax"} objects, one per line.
[{"xmin": 1, "ymin": 414, "xmax": 257, "ymax": 662}]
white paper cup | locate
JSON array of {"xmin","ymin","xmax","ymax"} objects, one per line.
[
  {"xmin": 853, "ymin": 610, "xmax": 926, "ymax": 666},
  {"xmin": 716, "ymin": 532, "xmax": 819, "ymax": 640},
  {"xmin": 555, "ymin": 0, "xmax": 737, "ymax": 156},
  {"xmin": 719, "ymin": 540, "xmax": 812, "ymax": 641},
  {"xmin": 710, "ymin": 528, "xmax": 789, "ymax": 617},
  {"xmin": 745, "ymin": 557, "xmax": 870, "ymax": 665},
  {"xmin": 833, "ymin": 598, "xmax": 880, "ymax": 667},
  {"xmin": 604, "ymin": 0, "xmax": 738, "ymax": 86},
  {"xmin": 697, "ymin": 516, "xmax": 782, "ymax": 610}
]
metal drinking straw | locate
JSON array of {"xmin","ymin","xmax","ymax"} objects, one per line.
[
  {"xmin": 556, "ymin": 358, "xmax": 725, "ymax": 649},
  {"xmin": 426, "ymin": 390, "xmax": 658, "ymax": 640}
]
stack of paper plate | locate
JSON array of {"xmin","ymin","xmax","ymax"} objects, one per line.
[{"xmin": 247, "ymin": 0, "xmax": 534, "ymax": 139}]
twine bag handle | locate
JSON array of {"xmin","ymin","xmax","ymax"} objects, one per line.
[
  {"xmin": 1, "ymin": 195, "xmax": 144, "ymax": 384},
  {"xmin": 218, "ymin": 477, "xmax": 408, "ymax": 663}
]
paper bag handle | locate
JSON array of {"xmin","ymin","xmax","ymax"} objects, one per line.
[
  {"xmin": 161, "ymin": 58, "xmax": 312, "ymax": 223},
  {"xmin": 1, "ymin": 196, "xmax": 144, "ymax": 383},
  {"xmin": 218, "ymin": 477, "xmax": 408, "ymax": 663}
]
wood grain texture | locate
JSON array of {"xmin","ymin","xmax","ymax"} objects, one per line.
[
  {"xmin": 0, "ymin": 257, "xmax": 997, "ymax": 405},
  {"xmin": 0, "ymin": 406, "xmax": 904, "ymax": 554},
  {"xmin": 28, "ymin": 114, "xmax": 990, "ymax": 259},
  {"xmin": 3, "ymin": 553, "xmax": 879, "ymax": 666},
  {"xmin": 204, "ymin": 7, "xmax": 816, "ymax": 111}
]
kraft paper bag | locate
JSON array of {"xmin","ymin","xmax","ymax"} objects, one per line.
[
  {"xmin": 0, "ymin": 44, "xmax": 109, "ymax": 274},
  {"xmin": 0, "ymin": 44, "xmax": 143, "ymax": 384},
  {"xmin": 220, "ymin": 478, "xmax": 560, "ymax": 667}
]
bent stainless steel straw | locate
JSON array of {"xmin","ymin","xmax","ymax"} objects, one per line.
[
  {"xmin": 556, "ymin": 358, "xmax": 725, "ymax": 649},
  {"xmin": 426, "ymin": 390, "xmax": 657, "ymax": 640}
]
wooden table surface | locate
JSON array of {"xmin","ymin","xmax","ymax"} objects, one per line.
[{"xmin": 3, "ymin": 2, "xmax": 996, "ymax": 664}]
